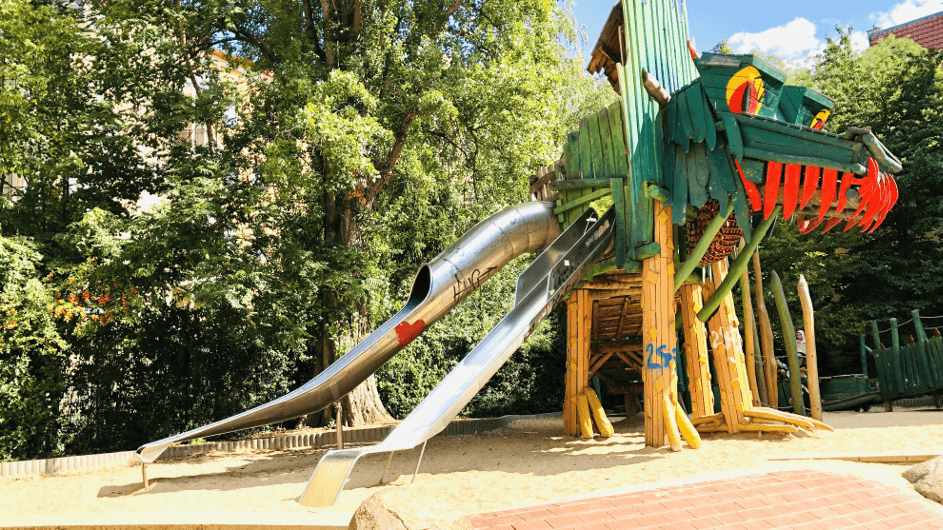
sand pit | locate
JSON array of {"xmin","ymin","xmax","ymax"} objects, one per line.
[{"xmin": 2, "ymin": 411, "xmax": 942, "ymax": 528}]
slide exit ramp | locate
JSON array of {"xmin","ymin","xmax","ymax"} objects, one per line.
[
  {"xmin": 135, "ymin": 202, "xmax": 561, "ymax": 464},
  {"xmin": 299, "ymin": 206, "xmax": 615, "ymax": 507}
]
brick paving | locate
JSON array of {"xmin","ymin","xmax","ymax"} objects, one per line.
[{"xmin": 468, "ymin": 470, "xmax": 943, "ymax": 530}]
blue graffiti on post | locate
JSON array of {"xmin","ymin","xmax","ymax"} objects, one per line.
[{"xmin": 645, "ymin": 343, "xmax": 677, "ymax": 369}]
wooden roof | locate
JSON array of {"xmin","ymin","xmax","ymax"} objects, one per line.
[{"xmin": 586, "ymin": 2, "xmax": 624, "ymax": 94}]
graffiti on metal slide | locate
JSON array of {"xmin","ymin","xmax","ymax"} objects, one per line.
[{"xmin": 451, "ymin": 266, "xmax": 498, "ymax": 302}]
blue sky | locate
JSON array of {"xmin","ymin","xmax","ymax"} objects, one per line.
[{"xmin": 570, "ymin": 0, "xmax": 943, "ymax": 66}]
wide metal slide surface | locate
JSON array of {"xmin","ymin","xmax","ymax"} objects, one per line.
[
  {"xmin": 135, "ymin": 202, "xmax": 561, "ymax": 464},
  {"xmin": 300, "ymin": 206, "xmax": 615, "ymax": 507}
]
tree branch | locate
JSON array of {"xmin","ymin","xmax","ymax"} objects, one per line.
[{"xmin": 364, "ymin": 112, "xmax": 418, "ymax": 209}]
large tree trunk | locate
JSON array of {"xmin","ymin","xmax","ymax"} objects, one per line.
[{"xmin": 310, "ymin": 189, "xmax": 394, "ymax": 428}]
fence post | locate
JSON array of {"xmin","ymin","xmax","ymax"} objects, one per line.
[
  {"xmin": 860, "ymin": 335, "xmax": 869, "ymax": 378},
  {"xmin": 891, "ymin": 318, "xmax": 906, "ymax": 393}
]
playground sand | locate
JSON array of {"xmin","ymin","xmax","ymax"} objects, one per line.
[{"xmin": 2, "ymin": 412, "xmax": 942, "ymax": 527}]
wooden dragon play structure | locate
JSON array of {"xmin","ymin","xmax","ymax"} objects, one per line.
[
  {"xmin": 537, "ymin": 0, "xmax": 902, "ymax": 448},
  {"xmin": 135, "ymin": 0, "xmax": 904, "ymax": 506}
]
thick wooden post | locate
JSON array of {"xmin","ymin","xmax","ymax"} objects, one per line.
[
  {"xmin": 798, "ymin": 275, "xmax": 822, "ymax": 421},
  {"xmin": 771, "ymin": 271, "xmax": 805, "ymax": 416},
  {"xmin": 753, "ymin": 252, "xmax": 777, "ymax": 408},
  {"xmin": 704, "ymin": 260, "xmax": 753, "ymax": 432},
  {"xmin": 564, "ymin": 289, "xmax": 592, "ymax": 436},
  {"xmin": 681, "ymin": 285, "xmax": 713, "ymax": 418},
  {"xmin": 642, "ymin": 203, "xmax": 678, "ymax": 447},
  {"xmin": 738, "ymin": 243, "xmax": 763, "ymax": 407}
]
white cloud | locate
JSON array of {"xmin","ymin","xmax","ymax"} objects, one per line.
[
  {"xmin": 725, "ymin": 19, "xmax": 870, "ymax": 70},
  {"xmin": 871, "ymin": 0, "xmax": 943, "ymax": 29},
  {"xmin": 728, "ymin": 18, "xmax": 823, "ymax": 61}
]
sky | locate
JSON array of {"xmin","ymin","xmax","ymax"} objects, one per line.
[{"xmin": 570, "ymin": 0, "xmax": 943, "ymax": 67}]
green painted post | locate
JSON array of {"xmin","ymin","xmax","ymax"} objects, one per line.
[
  {"xmin": 696, "ymin": 206, "xmax": 780, "ymax": 322},
  {"xmin": 913, "ymin": 309, "xmax": 939, "ymax": 387},
  {"xmin": 912, "ymin": 309, "xmax": 933, "ymax": 391},
  {"xmin": 860, "ymin": 335, "xmax": 869, "ymax": 378},
  {"xmin": 771, "ymin": 270, "xmax": 805, "ymax": 416},
  {"xmin": 890, "ymin": 318, "xmax": 906, "ymax": 394},
  {"xmin": 870, "ymin": 320, "xmax": 881, "ymax": 350}
]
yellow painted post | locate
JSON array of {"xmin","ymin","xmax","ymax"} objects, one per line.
[
  {"xmin": 564, "ymin": 289, "xmax": 592, "ymax": 436},
  {"xmin": 753, "ymin": 252, "xmax": 778, "ymax": 408},
  {"xmin": 681, "ymin": 285, "xmax": 713, "ymax": 418},
  {"xmin": 642, "ymin": 202, "xmax": 678, "ymax": 447},
  {"xmin": 705, "ymin": 260, "xmax": 753, "ymax": 432},
  {"xmin": 564, "ymin": 297, "xmax": 578, "ymax": 435}
]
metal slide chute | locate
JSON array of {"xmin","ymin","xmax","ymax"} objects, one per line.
[
  {"xmin": 300, "ymin": 206, "xmax": 615, "ymax": 507},
  {"xmin": 135, "ymin": 202, "xmax": 561, "ymax": 464}
]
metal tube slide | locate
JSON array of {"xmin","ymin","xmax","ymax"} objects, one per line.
[
  {"xmin": 299, "ymin": 207, "xmax": 615, "ymax": 507},
  {"xmin": 135, "ymin": 202, "xmax": 561, "ymax": 463}
]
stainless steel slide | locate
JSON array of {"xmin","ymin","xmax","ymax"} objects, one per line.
[
  {"xmin": 299, "ymin": 206, "xmax": 615, "ymax": 507},
  {"xmin": 135, "ymin": 202, "xmax": 561, "ymax": 464}
]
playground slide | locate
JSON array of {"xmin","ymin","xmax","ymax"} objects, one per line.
[
  {"xmin": 135, "ymin": 201, "xmax": 561, "ymax": 464},
  {"xmin": 299, "ymin": 206, "xmax": 615, "ymax": 507}
]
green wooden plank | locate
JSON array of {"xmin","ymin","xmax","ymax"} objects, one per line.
[
  {"xmin": 741, "ymin": 148, "xmax": 866, "ymax": 175},
  {"xmin": 588, "ymin": 112, "xmax": 605, "ymax": 181},
  {"xmin": 611, "ymin": 178, "xmax": 627, "ymax": 269},
  {"xmin": 677, "ymin": 89, "xmax": 695, "ymax": 142},
  {"xmin": 549, "ymin": 178, "xmax": 612, "ymax": 191},
  {"xmin": 687, "ymin": 84, "xmax": 707, "ymax": 143},
  {"xmin": 579, "ymin": 118, "xmax": 593, "ymax": 179},
  {"xmin": 673, "ymin": 99, "xmax": 690, "ymax": 153},
  {"xmin": 687, "ymin": 144, "xmax": 707, "ymax": 208},
  {"xmin": 650, "ymin": 0, "xmax": 669, "ymax": 100},
  {"xmin": 731, "ymin": 184, "xmax": 753, "ymax": 242},
  {"xmin": 564, "ymin": 131, "xmax": 580, "ymax": 179},
  {"xmin": 721, "ymin": 113, "xmax": 744, "ymax": 160},
  {"xmin": 707, "ymin": 161, "xmax": 729, "ymax": 214},
  {"xmin": 554, "ymin": 187, "xmax": 613, "ymax": 215},
  {"xmin": 598, "ymin": 108, "xmax": 617, "ymax": 179},
  {"xmin": 702, "ymin": 89, "xmax": 718, "ymax": 151},
  {"xmin": 607, "ymin": 102, "xmax": 630, "ymax": 178},
  {"xmin": 617, "ymin": 63, "xmax": 638, "ymax": 263},
  {"xmin": 693, "ymin": 142, "xmax": 710, "ymax": 187},
  {"xmin": 672, "ymin": 145, "xmax": 688, "ymax": 224}
]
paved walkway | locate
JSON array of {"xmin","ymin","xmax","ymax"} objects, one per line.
[{"xmin": 468, "ymin": 470, "xmax": 943, "ymax": 530}]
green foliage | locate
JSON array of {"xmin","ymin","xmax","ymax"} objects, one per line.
[{"xmin": 0, "ymin": 0, "xmax": 615, "ymax": 458}]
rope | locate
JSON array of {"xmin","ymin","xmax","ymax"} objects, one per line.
[
  {"xmin": 918, "ymin": 315, "xmax": 943, "ymax": 320},
  {"xmin": 875, "ymin": 317, "xmax": 914, "ymax": 334}
]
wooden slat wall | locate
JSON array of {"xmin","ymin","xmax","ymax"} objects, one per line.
[
  {"xmin": 642, "ymin": 202, "xmax": 677, "ymax": 447},
  {"xmin": 681, "ymin": 284, "xmax": 713, "ymax": 418},
  {"xmin": 618, "ymin": 0, "xmax": 698, "ymax": 253},
  {"xmin": 704, "ymin": 260, "xmax": 754, "ymax": 432}
]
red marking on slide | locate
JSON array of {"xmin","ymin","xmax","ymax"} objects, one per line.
[{"xmin": 395, "ymin": 320, "xmax": 426, "ymax": 348}]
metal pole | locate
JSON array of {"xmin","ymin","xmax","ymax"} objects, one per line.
[
  {"xmin": 335, "ymin": 402, "xmax": 344, "ymax": 450},
  {"xmin": 411, "ymin": 442, "xmax": 427, "ymax": 484},
  {"xmin": 378, "ymin": 451, "xmax": 395, "ymax": 485}
]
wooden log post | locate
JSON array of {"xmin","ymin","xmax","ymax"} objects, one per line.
[
  {"xmin": 681, "ymin": 285, "xmax": 714, "ymax": 418},
  {"xmin": 642, "ymin": 202, "xmax": 678, "ymax": 447},
  {"xmin": 771, "ymin": 271, "xmax": 805, "ymax": 416},
  {"xmin": 703, "ymin": 260, "xmax": 753, "ymax": 432},
  {"xmin": 564, "ymin": 289, "xmax": 592, "ymax": 436},
  {"xmin": 753, "ymin": 252, "xmax": 778, "ymax": 408},
  {"xmin": 798, "ymin": 275, "xmax": 822, "ymax": 421},
  {"xmin": 738, "ymin": 242, "xmax": 763, "ymax": 407}
]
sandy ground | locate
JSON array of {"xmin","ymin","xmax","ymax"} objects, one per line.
[{"xmin": 2, "ymin": 409, "xmax": 942, "ymax": 527}]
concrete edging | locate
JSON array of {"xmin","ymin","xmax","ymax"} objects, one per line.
[{"xmin": 0, "ymin": 411, "xmax": 562, "ymax": 479}]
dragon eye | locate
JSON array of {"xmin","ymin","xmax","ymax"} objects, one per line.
[
  {"xmin": 726, "ymin": 66, "xmax": 765, "ymax": 115},
  {"xmin": 810, "ymin": 109, "xmax": 830, "ymax": 130}
]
